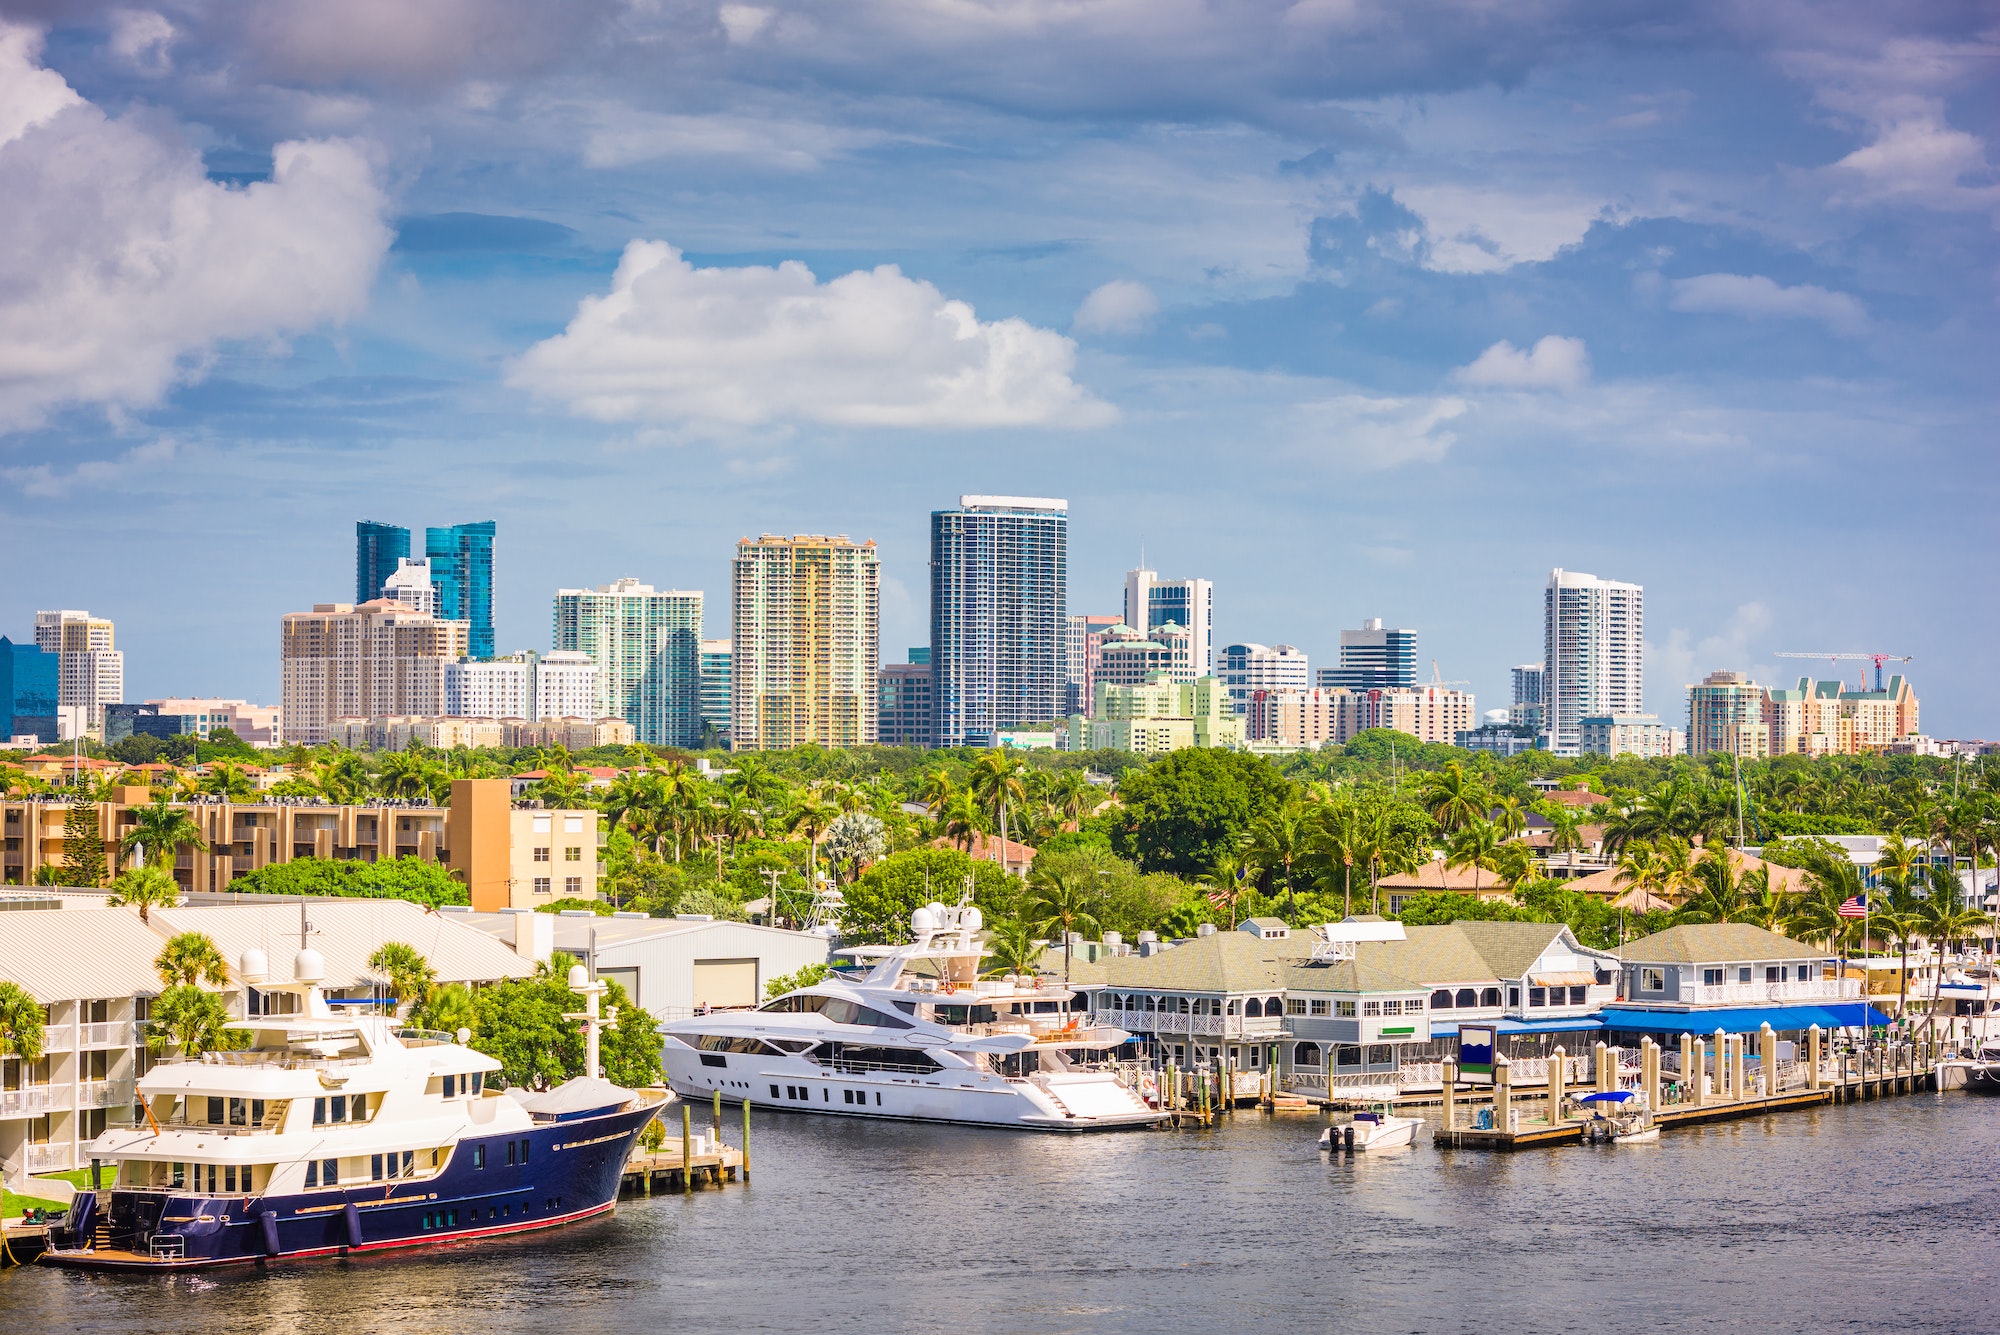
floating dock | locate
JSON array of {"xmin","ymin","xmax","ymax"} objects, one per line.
[{"xmin": 622, "ymin": 1092, "xmax": 751, "ymax": 1194}]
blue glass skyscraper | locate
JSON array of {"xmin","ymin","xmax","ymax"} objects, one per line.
[
  {"xmin": 426, "ymin": 521, "xmax": 496, "ymax": 660},
  {"xmin": 0, "ymin": 636, "xmax": 59, "ymax": 742},
  {"xmin": 355, "ymin": 521, "xmax": 410, "ymax": 604},
  {"xmin": 930, "ymin": 496, "xmax": 1067, "ymax": 748}
]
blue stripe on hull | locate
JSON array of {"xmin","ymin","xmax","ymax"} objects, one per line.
[{"xmin": 45, "ymin": 1099, "xmax": 660, "ymax": 1271}]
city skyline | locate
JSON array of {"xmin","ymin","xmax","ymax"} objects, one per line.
[{"xmin": 0, "ymin": 7, "xmax": 1991, "ymax": 735}]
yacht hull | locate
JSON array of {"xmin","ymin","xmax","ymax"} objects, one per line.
[{"xmin": 40, "ymin": 1097, "xmax": 663, "ymax": 1272}]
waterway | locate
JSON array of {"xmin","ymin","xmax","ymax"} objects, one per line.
[{"xmin": 5, "ymin": 1093, "xmax": 1995, "ymax": 1332}]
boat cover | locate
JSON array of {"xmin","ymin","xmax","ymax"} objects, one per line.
[{"xmin": 1594, "ymin": 1003, "xmax": 1894, "ymax": 1035}]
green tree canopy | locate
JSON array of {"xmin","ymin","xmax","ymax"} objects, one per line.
[
  {"xmin": 465, "ymin": 955, "xmax": 661, "ymax": 1089},
  {"xmin": 154, "ymin": 931, "xmax": 229, "ymax": 988},
  {"xmin": 839, "ymin": 846, "xmax": 1019, "ymax": 944},
  {"xmin": 1109, "ymin": 748, "xmax": 1293, "ymax": 876},
  {"xmin": 226, "ymin": 856, "xmax": 468, "ymax": 907},
  {"xmin": 0, "ymin": 980, "xmax": 44, "ymax": 1064}
]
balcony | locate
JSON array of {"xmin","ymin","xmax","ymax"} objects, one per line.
[
  {"xmin": 25, "ymin": 1142, "xmax": 70, "ymax": 1173},
  {"xmin": 76, "ymin": 1021, "xmax": 132, "ymax": 1049},
  {"xmin": 39, "ymin": 1022, "xmax": 75, "ymax": 1050},
  {"xmin": 1684, "ymin": 978, "xmax": 1862, "ymax": 1006},
  {"xmin": 1089, "ymin": 1010, "xmax": 1288, "ymax": 1040},
  {"xmin": 80, "ymin": 1078, "xmax": 136, "ymax": 1109},
  {"xmin": 0, "ymin": 1085, "xmax": 72, "ymax": 1117}
]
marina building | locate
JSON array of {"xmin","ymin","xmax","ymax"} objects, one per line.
[
  {"xmin": 1598, "ymin": 923, "xmax": 1881, "ymax": 1043},
  {"xmin": 552, "ymin": 578, "xmax": 704, "ymax": 748},
  {"xmin": 930, "ymin": 496, "xmax": 1067, "ymax": 747},
  {"xmin": 730, "ymin": 534, "xmax": 881, "ymax": 751}
]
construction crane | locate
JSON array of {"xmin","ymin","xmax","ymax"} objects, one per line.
[
  {"xmin": 1773, "ymin": 651, "xmax": 1912, "ymax": 692},
  {"xmin": 1429, "ymin": 660, "xmax": 1471, "ymax": 688}
]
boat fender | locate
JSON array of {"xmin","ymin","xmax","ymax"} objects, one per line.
[
  {"xmin": 260, "ymin": 1209, "xmax": 281, "ymax": 1256},
  {"xmin": 343, "ymin": 1202, "xmax": 363, "ymax": 1251}
]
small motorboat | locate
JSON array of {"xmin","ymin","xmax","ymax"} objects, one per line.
[
  {"xmin": 1960, "ymin": 1047, "xmax": 2000, "ymax": 1095},
  {"xmin": 1320, "ymin": 1106, "xmax": 1424, "ymax": 1152},
  {"xmin": 1577, "ymin": 1089, "xmax": 1657, "ymax": 1143}
]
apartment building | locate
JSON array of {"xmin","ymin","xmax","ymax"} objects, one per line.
[
  {"xmin": 1071, "ymin": 674, "xmax": 1245, "ymax": 755},
  {"xmin": 1096, "ymin": 623, "xmax": 1191, "ymax": 688},
  {"xmin": 34, "ymin": 609, "xmax": 123, "ymax": 736},
  {"xmin": 1687, "ymin": 671, "xmax": 1771, "ymax": 758},
  {"xmin": 730, "ymin": 535, "xmax": 880, "ymax": 750},
  {"xmin": 1219, "ymin": 643, "xmax": 1309, "ymax": 716},
  {"xmin": 280, "ymin": 601, "xmax": 469, "ymax": 746},
  {"xmin": 1063, "ymin": 613, "xmax": 1122, "ymax": 716},
  {"xmin": 1248, "ymin": 685, "xmax": 1475, "ymax": 748},
  {"xmin": 1543, "ymin": 569, "xmax": 1644, "ymax": 754},
  {"xmin": 552, "ymin": 579, "xmax": 703, "ymax": 748},
  {"xmin": 1509, "ymin": 663, "xmax": 1545, "ymax": 734},
  {"xmin": 699, "ymin": 639, "xmax": 732, "ymax": 749},
  {"xmin": 931, "ymin": 496, "xmax": 1067, "ymax": 747},
  {"xmin": 1580, "ymin": 713, "xmax": 1683, "ymax": 759}
]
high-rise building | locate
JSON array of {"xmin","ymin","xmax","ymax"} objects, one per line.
[
  {"xmin": 1073, "ymin": 673, "xmax": 1244, "ymax": 755},
  {"xmin": 381, "ymin": 558, "xmax": 439, "ymax": 618},
  {"xmin": 280, "ymin": 601, "xmax": 469, "ymax": 745},
  {"xmin": 1097, "ymin": 622, "xmax": 1190, "ymax": 688},
  {"xmin": 142, "ymin": 698, "xmax": 282, "ymax": 746},
  {"xmin": 1542, "ymin": 569, "xmax": 1644, "ymax": 755},
  {"xmin": 731, "ymin": 535, "xmax": 880, "ymax": 751},
  {"xmin": 1509, "ymin": 664, "xmax": 1546, "ymax": 734},
  {"xmin": 931, "ymin": 496, "xmax": 1067, "ymax": 748},
  {"xmin": 535, "ymin": 651, "xmax": 600, "ymax": 722},
  {"xmin": 878, "ymin": 652, "xmax": 935, "ymax": 748},
  {"xmin": 0, "ymin": 636, "xmax": 59, "ymax": 742},
  {"xmin": 425, "ymin": 521, "xmax": 496, "ymax": 660},
  {"xmin": 1063, "ymin": 613, "xmax": 1121, "ymax": 716},
  {"xmin": 552, "ymin": 578, "xmax": 704, "ymax": 748},
  {"xmin": 1687, "ymin": 671, "xmax": 1769, "ymax": 758},
  {"xmin": 1123, "ymin": 566, "xmax": 1214, "ymax": 679},
  {"xmin": 699, "ymin": 640, "xmax": 732, "ymax": 749},
  {"xmin": 1219, "ymin": 642, "xmax": 1309, "ymax": 715},
  {"xmin": 355, "ymin": 521, "xmax": 411, "ymax": 604},
  {"xmin": 34, "ymin": 609, "xmax": 123, "ymax": 735},
  {"xmin": 1316, "ymin": 618, "xmax": 1417, "ymax": 691},
  {"xmin": 1580, "ymin": 714, "xmax": 1682, "ymax": 759},
  {"xmin": 1248, "ymin": 685, "xmax": 1474, "ymax": 749},
  {"xmin": 445, "ymin": 655, "xmax": 534, "ymax": 720}
]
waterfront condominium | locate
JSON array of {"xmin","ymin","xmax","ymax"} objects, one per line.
[
  {"xmin": 1122, "ymin": 566, "xmax": 1213, "ymax": 679},
  {"xmin": 425, "ymin": 521, "xmax": 497, "ymax": 660},
  {"xmin": 1315, "ymin": 618, "xmax": 1416, "ymax": 691},
  {"xmin": 699, "ymin": 639, "xmax": 732, "ymax": 748},
  {"xmin": 1687, "ymin": 670, "xmax": 1770, "ymax": 758},
  {"xmin": 1218, "ymin": 642, "xmax": 1309, "ymax": 716},
  {"xmin": 730, "ymin": 534, "xmax": 880, "ymax": 750},
  {"xmin": 33, "ymin": 609, "xmax": 123, "ymax": 735},
  {"xmin": 552, "ymin": 579, "xmax": 703, "ymax": 748},
  {"xmin": 930, "ymin": 496, "xmax": 1068, "ymax": 748},
  {"xmin": 355, "ymin": 520, "xmax": 410, "ymax": 603},
  {"xmin": 1543, "ymin": 568, "xmax": 1644, "ymax": 755},
  {"xmin": 280, "ymin": 602, "xmax": 469, "ymax": 745}
]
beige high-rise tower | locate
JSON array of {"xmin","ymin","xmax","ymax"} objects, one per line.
[
  {"xmin": 35, "ymin": 609, "xmax": 123, "ymax": 735},
  {"xmin": 730, "ymin": 535, "xmax": 880, "ymax": 750},
  {"xmin": 280, "ymin": 600, "xmax": 468, "ymax": 745}
]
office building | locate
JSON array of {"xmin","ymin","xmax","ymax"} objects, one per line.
[
  {"xmin": 552, "ymin": 578, "xmax": 704, "ymax": 749},
  {"xmin": 141, "ymin": 698, "xmax": 282, "ymax": 747},
  {"xmin": 106, "ymin": 703, "xmax": 201, "ymax": 745},
  {"xmin": 425, "ymin": 521, "xmax": 496, "ymax": 660},
  {"xmin": 380, "ymin": 557, "xmax": 439, "ymax": 618},
  {"xmin": 1687, "ymin": 671, "xmax": 1770, "ymax": 758},
  {"xmin": 280, "ymin": 601, "xmax": 469, "ymax": 746},
  {"xmin": 445, "ymin": 655, "xmax": 533, "ymax": 720},
  {"xmin": 731, "ymin": 534, "xmax": 880, "ymax": 750},
  {"xmin": 1219, "ymin": 642, "xmax": 1309, "ymax": 715},
  {"xmin": 34, "ymin": 609, "xmax": 123, "ymax": 735},
  {"xmin": 0, "ymin": 636, "xmax": 59, "ymax": 743},
  {"xmin": 1543, "ymin": 569, "xmax": 1644, "ymax": 754},
  {"xmin": 1064, "ymin": 613, "xmax": 1121, "ymax": 715},
  {"xmin": 1070, "ymin": 673, "xmax": 1244, "ymax": 755},
  {"xmin": 1123, "ymin": 567, "xmax": 1214, "ymax": 678},
  {"xmin": 1457, "ymin": 724, "xmax": 1541, "ymax": 757},
  {"xmin": 1316, "ymin": 618, "xmax": 1417, "ymax": 691},
  {"xmin": 878, "ymin": 654, "xmax": 936, "ymax": 748},
  {"xmin": 699, "ymin": 639, "xmax": 732, "ymax": 749},
  {"xmin": 1096, "ymin": 622, "xmax": 1191, "ymax": 689},
  {"xmin": 1510, "ymin": 664, "xmax": 1545, "ymax": 734},
  {"xmin": 1580, "ymin": 713, "xmax": 1682, "ymax": 759},
  {"xmin": 930, "ymin": 496, "xmax": 1067, "ymax": 747},
  {"xmin": 355, "ymin": 520, "xmax": 410, "ymax": 604}
]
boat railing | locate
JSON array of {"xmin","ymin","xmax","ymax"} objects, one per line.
[
  {"xmin": 149, "ymin": 1234, "xmax": 186, "ymax": 1261},
  {"xmin": 390, "ymin": 1028, "xmax": 458, "ymax": 1047},
  {"xmin": 191, "ymin": 1051, "xmax": 372, "ymax": 1071}
]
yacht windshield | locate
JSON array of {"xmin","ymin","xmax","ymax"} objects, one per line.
[{"xmin": 759, "ymin": 994, "xmax": 911, "ymax": 1028}]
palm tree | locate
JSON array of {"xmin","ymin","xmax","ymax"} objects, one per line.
[
  {"xmin": 968, "ymin": 751, "xmax": 1028, "ymax": 868},
  {"xmin": 1539, "ymin": 804, "xmax": 1588, "ymax": 874},
  {"xmin": 1421, "ymin": 761, "xmax": 1489, "ymax": 834},
  {"xmin": 148, "ymin": 985, "xmax": 237, "ymax": 1057},
  {"xmin": 368, "ymin": 942, "xmax": 437, "ymax": 1019},
  {"xmin": 108, "ymin": 865, "xmax": 179, "ymax": 923},
  {"xmin": 1197, "ymin": 843, "xmax": 1252, "ymax": 925},
  {"xmin": 1026, "ymin": 869, "xmax": 1100, "ymax": 1005},
  {"xmin": 729, "ymin": 758, "xmax": 785, "ymax": 812},
  {"xmin": 119, "ymin": 795, "xmax": 207, "ymax": 874},
  {"xmin": 1489, "ymin": 794, "xmax": 1528, "ymax": 840},
  {"xmin": 1914, "ymin": 863, "xmax": 1989, "ymax": 1038},
  {"xmin": 980, "ymin": 920, "xmax": 1043, "ymax": 979},
  {"xmin": 1046, "ymin": 769, "xmax": 1096, "ymax": 825},
  {"xmin": 787, "ymin": 791, "xmax": 842, "ymax": 892},
  {"xmin": 823, "ymin": 812, "xmax": 888, "ymax": 884},
  {"xmin": 938, "ymin": 788, "xmax": 986, "ymax": 854},
  {"xmin": 1677, "ymin": 847, "xmax": 1747, "ymax": 924},
  {"xmin": 0, "ymin": 980, "xmax": 45, "ymax": 1065},
  {"xmin": 154, "ymin": 931, "xmax": 229, "ymax": 988},
  {"xmin": 375, "ymin": 751, "xmax": 439, "ymax": 801},
  {"xmin": 196, "ymin": 762, "xmax": 255, "ymax": 801},
  {"xmin": 1306, "ymin": 798, "xmax": 1367, "ymax": 918},
  {"xmin": 1493, "ymin": 840, "xmax": 1538, "ymax": 891},
  {"xmin": 1445, "ymin": 818, "xmax": 1502, "ymax": 896},
  {"xmin": 1738, "ymin": 867, "xmax": 1789, "ymax": 930},
  {"xmin": 1245, "ymin": 800, "xmax": 1312, "ymax": 918},
  {"xmin": 413, "ymin": 982, "xmax": 477, "ymax": 1036}
]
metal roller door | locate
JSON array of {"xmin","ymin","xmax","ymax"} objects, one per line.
[{"xmin": 692, "ymin": 958, "xmax": 759, "ymax": 1010}]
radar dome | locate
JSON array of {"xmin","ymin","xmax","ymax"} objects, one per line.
[
  {"xmin": 567, "ymin": 963, "xmax": 589, "ymax": 989},
  {"xmin": 962, "ymin": 906, "xmax": 983, "ymax": 932},
  {"xmin": 456, "ymin": 1027, "xmax": 472, "ymax": 1044},
  {"xmin": 294, "ymin": 948, "xmax": 325, "ymax": 984},
  {"xmin": 910, "ymin": 906, "xmax": 938, "ymax": 935},
  {"xmin": 239, "ymin": 948, "xmax": 268, "ymax": 983}
]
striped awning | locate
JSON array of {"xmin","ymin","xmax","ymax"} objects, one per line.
[{"xmin": 1532, "ymin": 971, "xmax": 1597, "ymax": 988}]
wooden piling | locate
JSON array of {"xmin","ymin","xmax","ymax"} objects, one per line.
[
  {"xmin": 713, "ymin": 1087, "xmax": 723, "ymax": 1139},
  {"xmin": 681, "ymin": 1104, "xmax": 694, "ymax": 1195},
  {"xmin": 742, "ymin": 1096, "xmax": 751, "ymax": 1182},
  {"xmin": 1683, "ymin": 1033, "xmax": 1701, "ymax": 1107},
  {"xmin": 1807, "ymin": 1025, "xmax": 1822, "ymax": 1090},
  {"xmin": 1548, "ymin": 1045, "xmax": 1566, "ymax": 1126}
]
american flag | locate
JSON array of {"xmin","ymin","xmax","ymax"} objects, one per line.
[{"xmin": 1836, "ymin": 894, "xmax": 1869, "ymax": 920}]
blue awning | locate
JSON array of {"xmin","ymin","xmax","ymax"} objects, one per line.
[
  {"xmin": 1430, "ymin": 1017, "xmax": 1605, "ymax": 1037},
  {"xmin": 1595, "ymin": 1003, "xmax": 1893, "ymax": 1036}
]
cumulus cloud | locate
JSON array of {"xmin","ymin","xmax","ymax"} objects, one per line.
[
  {"xmin": 1647, "ymin": 601, "xmax": 1778, "ymax": 708},
  {"xmin": 1668, "ymin": 273, "xmax": 1867, "ymax": 335},
  {"xmin": 1290, "ymin": 393, "xmax": 1467, "ymax": 469},
  {"xmin": 0, "ymin": 24, "xmax": 392, "ymax": 432},
  {"xmin": 1825, "ymin": 104, "xmax": 1999, "ymax": 213},
  {"xmin": 508, "ymin": 241, "xmax": 1113, "ymax": 429},
  {"xmin": 1454, "ymin": 336, "xmax": 1591, "ymax": 391},
  {"xmin": 1072, "ymin": 280, "xmax": 1159, "ymax": 335}
]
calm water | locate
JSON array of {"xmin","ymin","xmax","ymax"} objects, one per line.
[{"xmin": 6, "ymin": 1094, "xmax": 1995, "ymax": 1333}]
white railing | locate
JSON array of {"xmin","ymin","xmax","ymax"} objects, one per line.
[
  {"xmin": 0, "ymin": 1085, "xmax": 73, "ymax": 1116},
  {"xmin": 1684, "ymin": 978, "xmax": 1862, "ymax": 1006},
  {"xmin": 75, "ymin": 1021, "xmax": 132, "ymax": 1048},
  {"xmin": 79, "ymin": 1078, "xmax": 135, "ymax": 1108},
  {"xmin": 39, "ymin": 1022, "xmax": 76, "ymax": 1051},
  {"xmin": 1088, "ymin": 1010, "xmax": 1287, "ymax": 1040},
  {"xmin": 25, "ymin": 1142, "xmax": 69, "ymax": 1172},
  {"xmin": 1501, "ymin": 1056, "xmax": 1590, "ymax": 1085}
]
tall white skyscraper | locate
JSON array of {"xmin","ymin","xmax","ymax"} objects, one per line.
[
  {"xmin": 34, "ymin": 609, "xmax": 123, "ymax": 735},
  {"xmin": 380, "ymin": 558, "xmax": 440, "ymax": 618},
  {"xmin": 932, "ymin": 497, "xmax": 1067, "ymax": 747},
  {"xmin": 1542, "ymin": 568, "xmax": 1644, "ymax": 754},
  {"xmin": 1122, "ymin": 565, "xmax": 1214, "ymax": 679}
]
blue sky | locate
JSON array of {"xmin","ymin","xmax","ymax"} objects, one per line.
[{"xmin": 0, "ymin": 2, "xmax": 1993, "ymax": 734}]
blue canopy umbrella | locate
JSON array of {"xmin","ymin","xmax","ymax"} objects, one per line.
[{"xmin": 1577, "ymin": 1090, "xmax": 1633, "ymax": 1104}]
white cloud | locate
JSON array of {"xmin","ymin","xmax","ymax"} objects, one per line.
[
  {"xmin": 1668, "ymin": 273, "xmax": 1867, "ymax": 335},
  {"xmin": 1, "ymin": 437, "xmax": 181, "ymax": 499},
  {"xmin": 1454, "ymin": 336, "xmax": 1590, "ymax": 391},
  {"xmin": 577, "ymin": 107, "xmax": 884, "ymax": 170},
  {"xmin": 109, "ymin": 11, "xmax": 177, "ymax": 74},
  {"xmin": 0, "ymin": 24, "xmax": 391, "ymax": 433},
  {"xmin": 1825, "ymin": 105, "xmax": 1999, "ymax": 213},
  {"xmin": 1392, "ymin": 182, "xmax": 1616, "ymax": 274},
  {"xmin": 1647, "ymin": 601, "xmax": 1777, "ymax": 710},
  {"xmin": 718, "ymin": 4, "xmax": 775, "ymax": 43},
  {"xmin": 1073, "ymin": 280, "xmax": 1158, "ymax": 335},
  {"xmin": 1289, "ymin": 393, "xmax": 1467, "ymax": 469},
  {"xmin": 509, "ymin": 240, "xmax": 1113, "ymax": 429}
]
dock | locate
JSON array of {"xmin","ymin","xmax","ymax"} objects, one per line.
[
  {"xmin": 622, "ymin": 1092, "xmax": 752, "ymax": 1194},
  {"xmin": 2, "ymin": 1221, "xmax": 51, "ymax": 1266}
]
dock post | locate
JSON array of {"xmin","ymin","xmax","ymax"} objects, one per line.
[
  {"xmin": 713, "ymin": 1087, "xmax": 723, "ymax": 1138},
  {"xmin": 1547, "ymin": 1045, "xmax": 1566, "ymax": 1126},
  {"xmin": 1442, "ymin": 1059, "xmax": 1458, "ymax": 1132},
  {"xmin": 1732, "ymin": 1032, "xmax": 1747, "ymax": 1102},
  {"xmin": 1494, "ymin": 1056, "xmax": 1512, "ymax": 1131},
  {"xmin": 1759, "ymin": 1023, "xmax": 1776, "ymax": 1096},
  {"xmin": 1640, "ymin": 1038, "xmax": 1659, "ymax": 1111},
  {"xmin": 742, "ymin": 1096, "xmax": 751, "ymax": 1182},
  {"xmin": 1713, "ymin": 1029, "xmax": 1729, "ymax": 1101},
  {"xmin": 1807, "ymin": 1026, "xmax": 1821, "ymax": 1090},
  {"xmin": 1594, "ymin": 1041, "xmax": 1611, "ymax": 1094},
  {"xmin": 681, "ymin": 1104, "xmax": 694, "ymax": 1195},
  {"xmin": 1689, "ymin": 1035, "xmax": 1705, "ymax": 1107}
]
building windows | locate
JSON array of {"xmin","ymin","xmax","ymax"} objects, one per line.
[
  {"xmin": 1310, "ymin": 999, "xmax": 1329, "ymax": 1016},
  {"xmin": 564, "ymin": 846, "xmax": 582, "ymax": 862},
  {"xmin": 1641, "ymin": 969, "xmax": 1665, "ymax": 993},
  {"xmin": 564, "ymin": 877, "xmax": 582, "ymax": 895},
  {"xmin": 533, "ymin": 846, "xmax": 550, "ymax": 862},
  {"xmin": 1293, "ymin": 1043, "xmax": 1321, "ymax": 1066},
  {"xmin": 1334, "ymin": 1001, "xmax": 1355, "ymax": 1017},
  {"xmin": 1285, "ymin": 998, "xmax": 1306, "ymax": 1015},
  {"xmin": 1799, "ymin": 963, "xmax": 1817, "ymax": 981},
  {"xmin": 1431, "ymin": 990, "xmax": 1454, "ymax": 1010},
  {"xmin": 1381, "ymin": 1000, "xmax": 1403, "ymax": 1016},
  {"xmin": 1568, "ymin": 986, "xmax": 1586, "ymax": 1005},
  {"xmin": 1528, "ymin": 988, "xmax": 1546, "ymax": 1008},
  {"xmin": 1703, "ymin": 968, "xmax": 1724, "ymax": 986},
  {"xmin": 1508, "ymin": 987, "xmax": 1521, "ymax": 1007},
  {"xmin": 533, "ymin": 877, "xmax": 551, "ymax": 895},
  {"xmin": 1765, "ymin": 966, "xmax": 1782, "ymax": 983},
  {"xmin": 1738, "ymin": 966, "xmax": 1752, "ymax": 983},
  {"xmin": 1361, "ymin": 1001, "xmax": 1381, "ymax": 1017}
]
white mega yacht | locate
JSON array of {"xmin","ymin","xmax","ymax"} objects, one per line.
[{"xmin": 657, "ymin": 901, "xmax": 1162, "ymax": 1131}]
